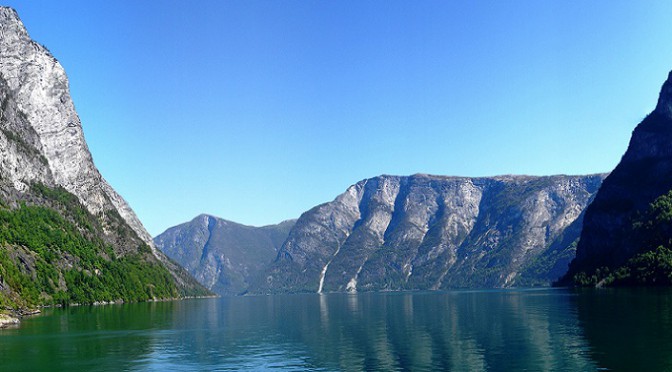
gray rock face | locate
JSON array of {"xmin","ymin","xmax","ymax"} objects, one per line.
[
  {"xmin": 251, "ymin": 174, "xmax": 605, "ymax": 293},
  {"xmin": 0, "ymin": 7, "xmax": 153, "ymax": 249},
  {"xmin": 563, "ymin": 70, "xmax": 672, "ymax": 281},
  {"xmin": 155, "ymin": 215, "xmax": 295, "ymax": 295},
  {"xmin": 0, "ymin": 7, "xmax": 208, "ymax": 301},
  {"xmin": 0, "ymin": 74, "xmax": 52, "ymax": 191}
]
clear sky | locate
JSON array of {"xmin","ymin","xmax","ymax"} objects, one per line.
[{"xmin": 4, "ymin": 1, "xmax": 672, "ymax": 236}]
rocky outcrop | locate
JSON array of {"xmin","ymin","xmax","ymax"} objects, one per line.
[
  {"xmin": 562, "ymin": 71, "xmax": 672, "ymax": 282},
  {"xmin": 0, "ymin": 313, "xmax": 19, "ymax": 328},
  {"xmin": 155, "ymin": 215, "xmax": 295, "ymax": 295},
  {"xmin": 250, "ymin": 173, "xmax": 605, "ymax": 293}
]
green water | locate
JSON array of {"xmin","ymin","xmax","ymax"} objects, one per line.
[{"xmin": 1, "ymin": 288, "xmax": 671, "ymax": 371}]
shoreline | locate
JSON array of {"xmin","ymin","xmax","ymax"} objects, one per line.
[{"xmin": 0, "ymin": 294, "xmax": 219, "ymax": 329}]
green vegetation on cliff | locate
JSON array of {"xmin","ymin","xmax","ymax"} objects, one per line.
[
  {"xmin": 571, "ymin": 190, "xmax": 672, "ymax": 286},
  {"xmin": 0, "ymin": 184, "xmax": 179, "ymax": 309},
  {"xmin": 572, "ymin": 246, "xmax": 672, "ymax": 286}
]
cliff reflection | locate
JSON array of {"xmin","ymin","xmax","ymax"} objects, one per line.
[
  {"xmin": 265, "ymin": 290, "xmax": 596, "ymax": 371},
  {"xmin": 575, "ymin": 288, "xmax": 672, "ymax": 371}
]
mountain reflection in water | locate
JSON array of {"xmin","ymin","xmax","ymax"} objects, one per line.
[{"xmin": 2, "ymin": 289, "xmax": 671, "ymax": 371}]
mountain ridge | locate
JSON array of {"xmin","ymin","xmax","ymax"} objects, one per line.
[
  {"xmin": 253, "ymin": 173, "xmax": 606, "ymax": 293},
  {"xmin": 159, "ymin": 173, "xmax": 606, "ymax": 295}
]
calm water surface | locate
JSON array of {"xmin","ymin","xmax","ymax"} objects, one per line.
[{"xmin": 1, "ymin": 288, "xmax": 671, "ymax": 371}]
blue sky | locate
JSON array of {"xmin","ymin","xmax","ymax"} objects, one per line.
[{"xmin": 4, "ymin": 1, "xmax": 672, "ymax": 235}]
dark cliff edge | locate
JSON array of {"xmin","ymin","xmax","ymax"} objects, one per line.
[{"xmin": 559, "ymin": 71, "xmax": 672, "ymax": 286}]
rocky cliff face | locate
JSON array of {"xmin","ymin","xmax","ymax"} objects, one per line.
[
  {"xmin": 0, "ymin": 7, "xmax": 208, "ymax": 307},
  {"xmin": 250, "ymin": 174, "xmax": 605, "ymax": 294},
  {"xmin": 155, "ymin": 216, "xmax": 295, "ymax": 295},
  {"xmin": 0, "ymin": 7, "xmax": 153, "ymax": 248},
  {"xmin": 563, "ymin": 71, "xmax": 672, "ymax": 281}
]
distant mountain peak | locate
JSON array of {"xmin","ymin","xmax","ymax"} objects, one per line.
[{"xmin": 155, "ymin": 216, "xmax": 296, "ymax": 295}]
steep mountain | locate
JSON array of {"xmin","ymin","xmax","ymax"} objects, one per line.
[
  {"xmin": 155, "ymin": 216, "xmax": 295, "ymax": 295},
  {"xmin": 562, "ymin": 71, "xmax": 672, "ymax": 284},
  {"xmin": 249, "ymin": 173, "xmax": 605, "ymax": 294},
  {"xmin": 0, "ymin": 7, "xmax": 208, "ymax": 309}
]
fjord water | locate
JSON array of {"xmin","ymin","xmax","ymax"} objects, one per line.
[{"xmin": 1, "ymin": 289, "xmax": 671, "ymax": 371}]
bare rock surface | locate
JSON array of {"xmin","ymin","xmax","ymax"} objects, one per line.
[
  {"xmin": 248, "ymin": 173, "xmax": 606, "ymax": 293},
  {"xmin": 0, "ymin": 7, "xmax": 154, "ymax": 250}
]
